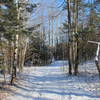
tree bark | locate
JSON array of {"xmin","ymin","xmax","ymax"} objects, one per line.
[
  {"xmin": 95, "ymin": 44, "xmax": 100, "ymax": 77},
  {"xmin": 73, "ymin": 0, "xmax": 79, "ymax": 75},
  {"xmin": 67, "ymin": 0, "xmax": 72, "ymax": 74},
  {"xmin": 95, "ymin": 61, "xmax": 100, "ymax": 77},
  {"xmin": 10, "ymin": 35, "xmax": 19, "ymax": 85},
  {"xmin": 67, "ymin": 0, "xmax": 79, "ymax": 75}
]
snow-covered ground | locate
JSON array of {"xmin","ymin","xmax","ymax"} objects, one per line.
[{"xmin": 3, "ymin": 60, "xmax": 100, "ymax": 100}]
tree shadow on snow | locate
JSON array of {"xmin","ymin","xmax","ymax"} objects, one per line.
[
  {"xmin": 4, "ymin": 65, "xmax": 100, "ymax": 100},
  {"xmin": 10, "ymin": 72, "xmax": 100, "ymax": 99}
]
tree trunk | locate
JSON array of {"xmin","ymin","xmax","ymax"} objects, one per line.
[
  {"xmin": 73, "ymin": 0, "xmax": 79, "ymax": 75},
  {"xmin": 95, "ymin": 61, "xmax": 100, "ymax": 77},
  {"xmin": 67, "ymin": 0, "xmax": 72, "ymax": 74},
  {"xmin": 67, "ymin": 0, "xmax": 79, "ymax": 75},
  {"xmin": 52, "ymin": 16, "xmax": 54, "ymax": 47},
  {"xmin": 21, "ymin": 38, "xmax": 28, "ymax": 69},
  {"xmin": 95, "ymin": 44, "xmax": 100, "ymax": 77},
  {"xmin": 48, "ymin": 19, "xmax": 51, "ymax": 46},
  {"xmin": 10, "ymin": 35, "xmax": 19, "ymax": 85}
]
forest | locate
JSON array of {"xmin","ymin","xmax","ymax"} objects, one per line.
[{"xmin": 0, "ymin": 0, "xmax": 100, "ymax": 100}]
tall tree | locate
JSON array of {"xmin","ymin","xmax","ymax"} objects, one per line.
[
  {"xmin": 67, "ymin": 0, "xmax": 79, "ymax": 75},
  {"xmin": 67, "ymin": 0, "xmax": 72, "ymax": 74},
  {"xmin": 73, "ymin": 0, "xmax": 79, "ymax": 75}
]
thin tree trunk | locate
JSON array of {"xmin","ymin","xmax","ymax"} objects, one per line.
[
  {"xmin": 48, "ymin": 19, "xmax": 51, "ymax": 46},
  {"xmin": 73, "ymin": 0, "xmax": 79, "ymax": 75},
  {"xmin": 10, "ymin": 35, "xmax": 19, "ymax": 85},
  {"xmin": 95, "ymin": 61, "xmax": 100, "ymax": 77},
  {"xmin": 67, "ymin": 0, "xmax": 72, "ymax": 74},
  {"xmin": 52, "ymin": 16, "xmax": 54, "ymax": 47},
  {"xmin": 95, "ymin": 44, "xmax": 100, "ymax": 77},
  {"xmin": 10, "ymin": 1, "xmax": 20, "ymax": 85},
  {"xmin": 22, "ymin": 38, "xmax": 28, "ymax": 68}
]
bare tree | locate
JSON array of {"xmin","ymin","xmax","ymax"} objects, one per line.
[
  {"xmin": 67, "ymin": 0, "xmax": 79, "ymax": 75},
  {"xmin": 67, "ymin": 0, "xmax": 72, "ymax": 74}
]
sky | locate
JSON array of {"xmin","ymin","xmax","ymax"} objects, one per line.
[
  {"xmin": 28, "ymin": 0, "xmax": 66, "ymax": 27},
  {"xmin": 26, "ymin": 0, "xmax": 100, "ymax": 45},
  {"xmin": 27, "ymin": 0, "xmax": 67, "ymax": 45}
]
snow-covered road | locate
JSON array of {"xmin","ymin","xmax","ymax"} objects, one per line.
[{"xmin": 5, "ymin": 61, "xmax": 100, "ymax": 100}]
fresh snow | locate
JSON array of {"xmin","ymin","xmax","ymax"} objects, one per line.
[{"xmin": 3, "ymin": 60, "xmax": 100, "ymax": 100}]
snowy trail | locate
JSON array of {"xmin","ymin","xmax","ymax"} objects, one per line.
[{"xmin": 5, "ymin": 61, "xmax": 100, "ymax": 100}]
